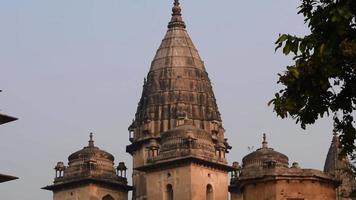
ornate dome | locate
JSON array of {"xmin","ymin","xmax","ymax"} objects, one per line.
[
  {"xmin": 242, "ymin": 134, "xmax": 289, "ymax": 169},
  {"xmin": 150, "ymin": 125, "xmax": 223, "ymax": 163},
  {"xmin": 55, "ymin": 133, "xmax": 120, "ymax": 183},
  {"xmin": 43, "ymin": 133, "xmax": 131, "ymax": 192},
  {"xmin": 68, "ymin": 134, "xmax": 114, "ymax": 162}
]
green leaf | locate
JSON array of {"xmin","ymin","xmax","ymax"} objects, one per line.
[
  {"xmin": 275, "ymin": 42, "xmax": 283, "ymax": 52},
  {"xmin": 290, "ymin": 68, "xmax": 300, "ymax": 79},
  {"xmin": 276, "ymin": 34, "xmax": 288, "ymax": 44},
  {"xmin": 283, "ymin": 42, "xmax": 291, "ymax": 55}
]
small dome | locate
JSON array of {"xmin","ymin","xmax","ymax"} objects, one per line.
[
  {"xmin": 242, "ymin": 134, "xmax": 289, "ymax": 169},
  {"xmin": 59, "ymin": 133, "xmax": 117, "ymax": 182},
  {"xmin": 68, "ymin": 145, "xmax": 114, "ymax": 162},
  {"xmin": 157, "ymin": 125, "xmax": 217, "ymax": 161},
  {"xmin": 68, "ymin": 133, "xmax": 114, "ymax": 162},
  {"xmin": 44, "ymin": 133, "xmax": 131, "ymax": 192}
]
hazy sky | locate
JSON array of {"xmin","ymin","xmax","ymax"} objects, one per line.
[{"xmin": 0, "ymin": 0, "xmax": 335, "ymax": 199}]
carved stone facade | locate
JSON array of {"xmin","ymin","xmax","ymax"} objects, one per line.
[
  {"xmin": 229, "ymin": 135, "xmax": 338, "ymax": 200},
  {"xmin": 136, "ymin": 125, "xmax": 232, "ymax": 200},
  {"xmin": 43, "ymin": 134, "xmax": 132, "ymax": 200},
  {"xmin": 126, "ymin": 1, "xmax": 230, "ymax": 199}
]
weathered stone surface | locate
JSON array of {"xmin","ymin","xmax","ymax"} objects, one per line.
[
  {"xmin": 127, "ymin": 1, "xmax": 231, "ymax": 200},
  {"xmin": 43, "ymin": 134, "xmax": 131, "ymax": 200},
  {"xmin": 145, "ymin": 164, "xmax": 228, "ymax": 200},
  {"xmin": 52, "ymin": 184, "xmax": 128, "ymax": 200},
  {"xmin": 230, "ymin": 135, "xmax": 338, "ymax": 200},
  {"xmin": 127, "ymin": 2, "xmax": 224, "ymax": 145},
  {"xmin": 242, "ymin": 135, "xmax": 289, "ymax": 170}
]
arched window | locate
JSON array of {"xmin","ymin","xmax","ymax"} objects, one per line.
[
  {"xmin": 102, "ymin": 194, "xmax": 114, "ymax": 200},
  {"xmin": 206, "ymin": 184, "xmax": 214, "ymax": 200},
  {"xmin": 166, "ymin": 184, "xmax": 173, "ymax": 200}
]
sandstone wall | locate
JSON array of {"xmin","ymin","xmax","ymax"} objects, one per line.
[
  {"xmin": 53, "ymin": 184, "xmax": 128, "ymax": 200},
  {"xmin": 145, "ymin": 163, "xmax": 228, "ymax": 200}
]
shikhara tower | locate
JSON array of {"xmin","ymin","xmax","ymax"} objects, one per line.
[{"xmin": 126, "ymin": 0, "xmax": 232, "ymax": 199}]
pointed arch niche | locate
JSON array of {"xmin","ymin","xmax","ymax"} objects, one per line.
[
  {"xmin": 166, "ymin": 184, "xmax": 173, "ymax": 200},
  {"xmin": 102, "ymin": 194, "xmax": 114, "ymax": 200},
  {"xmin": 206, "ymin": 184, "xmax": 214, "ymax": 200}
]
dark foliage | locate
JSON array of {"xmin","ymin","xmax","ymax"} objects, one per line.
[{"xmin": 270, "ymin": 0, "xmax": 356, "ymax": 156}]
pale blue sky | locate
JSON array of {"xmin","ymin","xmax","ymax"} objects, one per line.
[{"xmin": 0, "ymin": 0, "xmax": 334, "ymax": 199}]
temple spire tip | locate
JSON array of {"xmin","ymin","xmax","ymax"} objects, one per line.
[
  {"xmin": 262, "ymin": 133, "xmax": 268, "ymax": 148},
  {"xmin": 89, "ymin": 132, "xmax": 94, "ymax": 147},
  {"xmin": 168, "ymin": 0, "xmax": 186, "ymax": 29}
]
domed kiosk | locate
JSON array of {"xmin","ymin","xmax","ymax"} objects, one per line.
[
  {"xmin": 42, "ymin": 133, "xmax": 132, "ymax": 200},
  {"xmin": 229, "ymin": 134, "xmax": 338, "ymax": 200},
  {"xmin": 241, "ymin": 134, "xmax": 289, "ymax": 170}
]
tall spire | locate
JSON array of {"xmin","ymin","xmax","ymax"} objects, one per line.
[
  {"xmin": 127, "ymin": 3, "xmax": 228, "ymax": 199},
  {"xmin": 129, "ymin": 0, "xmax": 222, "ymax": 137},
  {"xmin": 168, "ymin": 0, "xmax": 186, "ymax": 28}
]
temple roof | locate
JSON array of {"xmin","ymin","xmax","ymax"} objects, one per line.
[
  {"xmin": 324, "ymin": 132, "xmax": 344, "ymax": 173},
  {"xmin": 68, "ymin": 133, "xmax": 114, "ymax": 162},
  {"xmin": 130, "ymin": 0, "xmax": 222, "ymax": 136},
  {"xmin": 43, "ymin": 134, "xmax": 130, "ymax": 191},
  {"xmin": 242, "ymin": 134, "xmax": 289, "ymax": 169}
]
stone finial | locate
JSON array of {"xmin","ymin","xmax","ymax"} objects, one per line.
[
  {"xmin": 168, "ymin": 0, "xmax": 186, "ymax": 28},
  {"xmin": 89, "ymin": 132, "xmax": 94, "ymax": 147},
  {"xmin": 262, "ymin": 133, "xmax": 268, "ymax": 148},
  {"xmin": 173, "ymin": 0, "xmax": 181, "ymax": 14}
]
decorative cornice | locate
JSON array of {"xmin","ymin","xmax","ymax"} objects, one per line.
[
  {"xmin": 135, "ymin": 156, "xmax": 234, "ymax": 172},
  {"xmin": 42, "ymin": 177, "xmax": 132, "ymax": 192}
]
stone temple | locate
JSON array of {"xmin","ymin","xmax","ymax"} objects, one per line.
[{"xmin": 43, "ymin": 1, "xmax": 356, "ymax": 199}]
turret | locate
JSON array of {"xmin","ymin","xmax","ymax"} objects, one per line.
[{"xmin": 43, "ymin": 133, "xmax": 132, "ymax": 200}]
